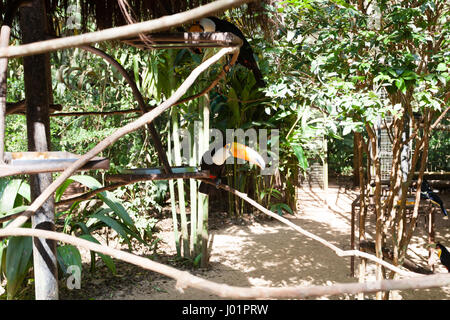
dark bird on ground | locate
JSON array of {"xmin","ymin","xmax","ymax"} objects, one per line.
[
  {"xmin": 199, "ymin": 142, "xmax": 265, "ymax": 195},
  {"xmin": 436, "ymin": 243, "xmax": 450, "ymax": 272},
  {"xmin": 189, "ymin": 16, "xmax": 266, "ymax": 87},
  {"xmin": 420, "ymin": 180, "xmax": 448, "ymax": 216}
]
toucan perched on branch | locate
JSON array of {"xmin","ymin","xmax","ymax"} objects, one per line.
[
  {"xmin": 436, "ymin": 243, "xmax": 450, "ymax": 272},
  {"xmin": 420, "ymin": 180, "xmax": 448, "ymax": 217},
  {"xmin": 199, "ymin": 142, "xmax": 265, "ymax": 195},
  {"xmin": 189, "ymin": 16, "xmax": 266, "ymax": 88}
]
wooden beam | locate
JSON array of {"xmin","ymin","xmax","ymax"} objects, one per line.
[
  {"xmin": 0, "ymin": 151, "xmax": 110, "ymax": 177},
  {"xmin": 50, "ymin": 109, "xmax": 140, "ymax": 117},
  {"xmin": 6, "ymin": 100, "xmax": 62, "ymax": 115},
  {"xmin": 106, "ymin": 170, "xmax": 209, "ymax": 183},
  {"xmin": 122, "ymin": 32, "xmax": 243, "ymax": 50}
]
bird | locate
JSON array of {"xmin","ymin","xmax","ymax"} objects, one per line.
[
  {"xmin": 435, "ymin": 243, "xmax": 450, "ymax": 272},
  {"xmin": 199, "ymin": 142, "xmax": 265, "ymax": 195},
  {"xmin": 189, "ymin": 16, "xmax": 266, "ymax": 87},
  {"xmin": 420, "ymin": 180, "xmax": 448, "ymax": 216}
]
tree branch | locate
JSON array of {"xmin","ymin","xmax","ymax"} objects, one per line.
[
  {"xmin": 0, "ymin": 0, "xmax": 253, "ymax": 58},
  {"xmin": 0, "ymin": 226, "xmax": 448, "ymax": 299}
]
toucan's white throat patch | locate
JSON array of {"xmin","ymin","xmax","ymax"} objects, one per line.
[{"xmin": 199, "ymin": 18, "xmax": 216, "ymax": 32}]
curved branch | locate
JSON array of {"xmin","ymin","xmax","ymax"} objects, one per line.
[
  {"xmin": 431, "ymin": 105, "xmax": 450, "ymax": 130},
  {"xmin": 1, "ymin": 227, "xmax": 449, "ymax": 299}
]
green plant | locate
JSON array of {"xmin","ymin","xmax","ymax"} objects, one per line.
[
  {"xmin": 0, "ymin": 175, "xmax": 158, "ymax": 299},
  {"xmin": 0, "ymin": 178, "xmax": 31, "ymax": 300}
]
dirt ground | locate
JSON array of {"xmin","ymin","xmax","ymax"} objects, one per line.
[{"xmin": 57, "ymin": 180, "xmax": 450, "ymax": 300}]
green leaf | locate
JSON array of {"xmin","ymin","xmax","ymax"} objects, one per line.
[
  {"xmin": 17, "ymin": 183, "xmax": 30, "ymax": 202},
  {"xmin": 0, "ymin": 180, "xmax": 23, "ymax": 215},
  {"xmin": 55, "ymin": 175, "xmax": 102, "ymax": 203},
  {"xmin": 193, "ymin": 253, "xmax": 202, "ymax": 267},
  {"xmin": 54, "ymin": 179, "xmax": 76, "ymax": 203},
  {"xmin": 69, "ymin": 175, "xmax": 103, "ymax": 190},
  {"xmin": 436, "ymin": 63, "xmax": 447, "ymax": 72},
  {"xmin": 79, "ymin": 234, "xmax": 116, "ymax": 274},
  {"xmin": 57, "ymin": 245, "xmax": 82, "ymax": 275},
  {"xmin": 97, "ymin": 191, "xmax": 134, "ymax": 227},
  {"xmin": 89, "ymin": 211, "xmax": 131, "ymax": 246},
  {"xmin": 291, "ymin": 144, "xmax": 309, "ymax": 170},
  {"xmin": 226, "ymin": 88, "xmax": 241, "ymax": 126},
  {"xmin": 5, "ymin": 236, "xmax": 33, "ymax": 299},
  {"xmin": 270, "ymin": 203, "xmax": 293, "ymax": 216}
]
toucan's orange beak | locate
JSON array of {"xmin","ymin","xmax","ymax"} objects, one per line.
[{"xmin": 228, "ymin": 142, "xmax": 265, "ymax": 169}]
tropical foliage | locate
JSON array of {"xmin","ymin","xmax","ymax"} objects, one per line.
[{"xmin": 0, "ymin": 0, "xmax": 448, "ymax": 300}]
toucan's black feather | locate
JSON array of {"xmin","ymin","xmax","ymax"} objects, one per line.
[
  {"xmin": 420, "ymin": 180, "xmax": 448, "ymax": 216},
  {"xmin": 201, "ymin": 17, "xmax": 266, "ymax": 88},
  {"xmin": 436, "ymin": 243, "xmax": 450, "ymax": 272}
]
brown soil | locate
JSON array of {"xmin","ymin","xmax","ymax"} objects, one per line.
[{"xmin": 51, "ymin": 181, "xmax": 450, "ymax": 300}]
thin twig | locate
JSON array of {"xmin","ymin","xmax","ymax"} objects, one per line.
[
  {"xmin": 431, "ymin": 105, "xmax": 450, "ymax": 130},
  {"xmin": 50, "ymin": 109, "xmax": 141, "ymax": 117}
]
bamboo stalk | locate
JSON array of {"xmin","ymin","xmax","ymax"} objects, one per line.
[
  {"xmin": 166, "ymin": 48, "xmax": 189, "ymax": 258},
  {"xmin": 200, "ymin": 95, "xmax": 210, "ymax": 267},
  {"xmin": 106, "ymin": 171, "xmax": 209, "ymax": 183},
  {"xmin": 167, "ymin": 125, "xmax": 181, "ymax": 257},
  {"xmin": 189, "ymin": 111, "xmax": 198, "ymax": 258},
  {"xmin": 172, "ymin": 107, "xmax": 189, "ymax": 258}
]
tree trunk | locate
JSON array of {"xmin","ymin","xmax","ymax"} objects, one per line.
[{"xmin": 20, "ymin": 0, "xmax": 58, "ymax": 300}]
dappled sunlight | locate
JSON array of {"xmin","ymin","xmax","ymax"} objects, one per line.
[{"xmin": 63, "ymin": 186, "xmax": 450, "ymax": 300}]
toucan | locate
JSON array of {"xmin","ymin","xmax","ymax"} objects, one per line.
[
  {"xmin": 435, "ymin": 243, "xmax": 450, "ymax": 272},
  {"xmin": 199, "ymin": 142, "xmax": 265, "ymax": 195},
  {"xmin": 420, "ymin": 180, "xmax": 448, "ymax": 216},
  {"xmin": 189, "ymin": 16, "xmax": 266, "ymax": 87}
]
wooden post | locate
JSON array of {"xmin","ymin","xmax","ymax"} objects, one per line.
[
  {"xmin": 0, "ymin": 26, "xmax": 10, "ymax": 164},
  {"xmin": 200, "ymin": 95, "xmax": 210, "ymax": 268},
  {"xmin": 19, "ymin": 0, "xmax": 58, "ymax": 300},
  {"xmin": 350, "ymin": 200, "xmax": 356, "ymax": 277},
  {"xmin": 353, "ymin": 133, "xmax": 361, "ymax": 187},
  {"xmin": 428, "ymin": 205, "xmax": 435, "ymax": 272}
]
